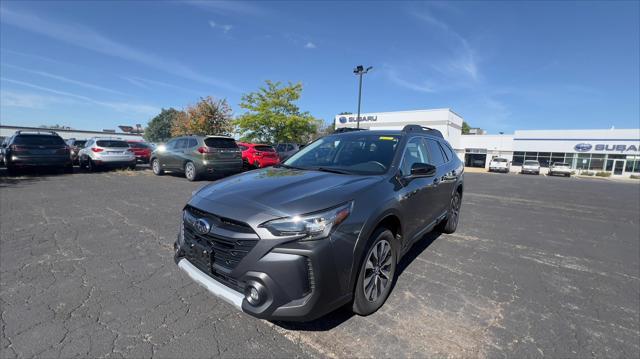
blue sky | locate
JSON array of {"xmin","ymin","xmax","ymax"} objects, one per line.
[{"xmin": 1, "ymin": 0, "xmax": 638, "ymax": 134}]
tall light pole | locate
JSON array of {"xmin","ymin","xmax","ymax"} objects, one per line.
[{"xmin": 353, "ymin": 65, "xmax": 373, "ymax": 129}]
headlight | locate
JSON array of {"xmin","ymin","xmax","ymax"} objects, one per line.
[{"xmin": 260, "ymin": 202, "xmax": 353, "ymax": 241}]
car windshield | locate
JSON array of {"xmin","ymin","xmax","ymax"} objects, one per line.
[
  {"xmin": 14, "ymin": 135, "xmax": 65, "ymax": 146},
  {"xmin": 284, "ymin": 134, "xmax": 400, "ymax": 175},
  {"xmin": 493, "ymin": 158, "xmax": 508, "ymax": 162},
  {"xmin": 96, "ymin": 140, "xmax": 129, "ymax": 148},
  {"xmin": 128, "ymin": 142, "xmax": 149, "ymax": 148},
  {"xmin": 204, "ymin": 137, "xmax": 237, "ymax": 149},
  {"xmin": 554, "ymin": 162, "xmax": 569, "ymax": 167},
  {"xmin": 524, "ymin": 160, "xmax": 539, "ymax": 165}
]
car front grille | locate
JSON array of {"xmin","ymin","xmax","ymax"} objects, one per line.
[{"xmin": 182, "ymin": 205, "xmax": 259, "ymax": 292}]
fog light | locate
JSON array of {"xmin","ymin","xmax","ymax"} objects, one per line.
[{"xmin": 245, "ymin": 284, "xmax": 264, "ymax": 306}]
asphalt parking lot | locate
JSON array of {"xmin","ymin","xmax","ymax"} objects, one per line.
[{"xmin": 1, "ymin": 168, "xmax": 639, "ymax": 358}]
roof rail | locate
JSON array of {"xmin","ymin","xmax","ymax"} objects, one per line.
[
  {"xmin": 15, "ymin": 130, "xmax": 59, "ymax": 136},
  {"xmin": 401, "ymin": 125, "xmax": 444, "ymax": 138},
  {"xmin": 334, "ymin": 127, "xmax": 366, "ymax": 133}
]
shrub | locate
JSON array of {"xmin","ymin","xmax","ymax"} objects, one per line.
[
  {"xmin": 595, "ymin": 171, "xmax": 611, "ymax": 177},
  {"xmin": 631, "ymin": 174, "xmax": 640, "ymax": 180}
]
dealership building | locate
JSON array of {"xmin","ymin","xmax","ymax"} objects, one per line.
[{"xmin": 335, "ymin": 109, "xmax": 640, "ymax": 177}]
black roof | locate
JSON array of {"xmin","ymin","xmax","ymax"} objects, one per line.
[{"xmin": 333, "ymin": 125, "xmax": 444, "ymax": 139}]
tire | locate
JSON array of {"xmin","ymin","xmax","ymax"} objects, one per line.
[
  {"xmin": 152, "ymin": 159, "xmax": 164, "ymax": 175},
  {"xmin": 438, "ymin": 190, "xmax": 462, "ymax": 234},
  {"xmin": 353, "ymin": 228, "xmax": 397, "ymax": 316},
  {"xmin": 253, "ymin": 160, "xmax": 261, "ymax": 169},
  {"xmin": 184, "ymin": 161, "xmax": 198, "ymax": 181},
  {"xmin": 64, "ymin": 164, "xmax": 73, "ymax": 174},
  {"xmin": 128, "ymin": 163, "xmax": 136, "ymax": 170},
  {"xmin": 86, "ymin": 158, "xmax": 95, "ymax": 172}
]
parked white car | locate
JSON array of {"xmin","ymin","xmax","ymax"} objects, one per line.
[
  {"xmin": 548, "ymin": 162, "xmax": 572, "ymax": 177},
  {"xmin": 78, "ymin": 137, "xmax": 136, "ymax": 171},
  {"xmin": 489, "ymin": 158, "xmax": 510, "ymax": 173},
  {"xmin": 521, "ymin": 160, "xmax": 540, "ymax": 175}
]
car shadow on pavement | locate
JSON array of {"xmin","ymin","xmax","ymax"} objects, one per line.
[
  {"xmin": 0, "ymin": 167, "xmax": 68, "ymax": 187},
  {"xmin": 272, "ymin": 230, "xmax": 442, "ymax": 332}
]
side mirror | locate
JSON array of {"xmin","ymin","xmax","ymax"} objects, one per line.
[{"xmin": 410, "ymin": 162, "xmax": 437, "ymax": 177}]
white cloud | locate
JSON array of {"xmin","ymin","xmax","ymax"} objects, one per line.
[
  {"xmin": 121, "ymin": 75, "xmax": 209, "ymax": 96},
  {"xmin": 2, "ymin": 63, "xmax": 127, "ymax": 96},
  {"xmin": 208, "ymin": 20, "xmax": 233, "ymax": 33},
  {"xmin": 413, "ymin": 7, "xmax": 479, "ymax": 81},
  {"xmin": 384, "ymin": 66, "xmax": 435, "ymax": 93},
  {"xmin": 0, "ymin": 7, "xmax": 240, "ymax": 93},
  {"xmin": 0, "ymin": 90, "xmax": 76, "ymax": 109},
  {"xmin": 304, "ymin": 42, "xmax": 317, "ymax": 49},
  {"xmin": 185, "ymin": 0, "xmax": 268, "ymax": 16},
  {"xmin": 1, "ymin": 77, "xmax": 158, "ymax": 115}
]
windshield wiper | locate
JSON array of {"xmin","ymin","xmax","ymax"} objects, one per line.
[{"xmin": 314, "ymin": 167, "xmax": 352, "ymax": 175}]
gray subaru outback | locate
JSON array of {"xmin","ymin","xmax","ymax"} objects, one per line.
[
  {"xmin": 150, "ymin": 135, "xmax": 243, "ymax": 181},
  {"xmin": 174, "ymin": 125, "xmax": 464, "ymax": 321}
]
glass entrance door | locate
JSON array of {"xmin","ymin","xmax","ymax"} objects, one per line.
[{"xmin": 613, "ymin": 160, "xmax": 625, "ymax": 175}]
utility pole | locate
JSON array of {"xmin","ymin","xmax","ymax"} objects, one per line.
[{"xmin": 353, "ymin": 65, "xmax": 373, "ymax": 129}]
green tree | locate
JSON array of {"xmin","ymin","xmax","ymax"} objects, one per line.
[
  {"xmin": 338, "ymin": 112, "xmax": 352, "ymax": 115},
  {"xmin": 235, "ymin": 81, "xmax": 319, "ymax": 144},
  {"xmin": 171, "ymin": 97, "xmax": 234, "ymax": 137},
  {"xmin": 462, "ymin": 121, "xmax": 471, "ymax": 134},
  {"xmin": 144, "ymin": 108, "xmax": 182, "ymax": 143},
  {"xmin": 312, "ymin": 120, "xmax": 335, "ymax": 140}
]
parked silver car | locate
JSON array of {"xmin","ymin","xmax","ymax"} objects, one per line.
[
  {"xmin": 521, "ymin": 160, "xmax": 540, "ymax": 175},
  {"xmin": 78, "ymin": 137, "xmax": 136, "ymax": 171},
  {"xmin": 548, "ymin": 162, "xmax": 572, "ymax": 177}
]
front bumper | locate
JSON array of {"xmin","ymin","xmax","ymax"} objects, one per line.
[
  {"xmin": 174, "ymin": 225, "xmax": 351, "ymax": 321},
  {"xmin": 521, "ymin": 168, "xmax": 540, "ymax": 174},
  {"xmin": 489, "ymin": 167, "xmax": 509, "ymax": 172}
]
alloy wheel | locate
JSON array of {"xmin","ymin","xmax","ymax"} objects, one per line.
[
  {"xmin": 363, "ymin": 239, "xmax": 393, "ymax": 302},
  {"xmin": 450, "ymin": 193, "xmax": 461, "ymax": 226},
  {"xmin": 152, "ymin": 159, "xmax": 160, "ymax": 174},
  {"xmin": 185, "ymin": 162, "xmax": 195, "ymax": 180}
]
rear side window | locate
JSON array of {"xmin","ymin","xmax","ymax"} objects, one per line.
[
  {"xmin": 128, "ymin": 142, "xmax": 149, "ymax": 149},
  {"xmin": 238, "ymin": 145, "xmax": 248, "ymax": 151},
  {"xmin": 188, "ymin": 138, "xmax": 198, "ymax": 148},
  {"xmin": 204, "ymin": 138, "xmax": 237, "ymax": 149},
  {"xmin": 426, "ymin": 139, "xmax": 446, "ymax": 166},
  {"xmin": 96, "ymin": 140, "xmax": 129, "ymax": 148},
  {"xmin": 276, "ymin": 144, "xmax": 286, "ymax": 152},
  {"xmin": 254, "ymin": 145, "xmax": 275, "ymax": 152},
  {"xmin": 14, "ymin": 135, "xmax": 65, "ymax": 146},
  {"xmin": 175, "ymin": 139, "xmax": 188, "ymax": 149},
  {"xmin": 75, "ymin": 140, "xmax": 87, "ymax": 147}
]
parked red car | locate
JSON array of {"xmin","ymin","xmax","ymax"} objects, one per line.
[
  {"xmin": 127, "ymin": 140, "xmax": 152, "ymax": 163},
  {"xmin": 237, "ymin": 142, "xmax": 280, "ymax": 168}
]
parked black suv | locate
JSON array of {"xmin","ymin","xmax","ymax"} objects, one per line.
[
  {"xmin": 1, "ymin": 130, "xmax": 72, "ymax": 175},
  {"xmin": 174, "ymin": 125, "xmax": 464, "ymax": 321}
]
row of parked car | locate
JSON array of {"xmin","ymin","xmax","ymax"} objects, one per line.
[
  {"xmin": 488, "ymin": 157, "xmax": 573, "ymax": 177},
  {"xmin": 0, "ymin": 130, "xmax": 291, "ymax": 180}
]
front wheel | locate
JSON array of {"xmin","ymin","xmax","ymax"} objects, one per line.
[
  {"xmin": 353, "ymin": 229, "xmax": 397, "ymax": 316},
  {"xmin": 438, "ymin": 190, "xmax": 462, "ymax": 234},
  {"xmin": 152, "ymin": 159, "xmax": 164, "ymax": 175}
]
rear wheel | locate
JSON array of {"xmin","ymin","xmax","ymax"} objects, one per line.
[
  {"xmin": 128, "ymin": 163, "xmax": 136, "ymax": 170},
  {"xmin": 6, "ymin": 163, "xmax": 18, "ymax": 176},
  {"xmin": 85, "ymin": 158, "xmax": 95, "ymax": 172},
  {"xmin": 152, "ymin": 159, "xmax": 164, "ymax": 175},
  {"xmin": 438, "ymin": 190, "xmax": 462, "ymax": 234},
  {"xmin": 353, "ymin": 228, "xmax": 397, "ymax": 316},
  {"xmin": 253, "ymin": 160, "xmax": 261, "ymax": 169},
  {"xmin": 184, "ymin": 161, "xmax": 198, "ymax": 181}
]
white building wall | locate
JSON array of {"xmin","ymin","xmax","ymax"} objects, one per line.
[
  {"xmin": 513, "ymin": 129, "xmax": 640, "ymax": 154},
  {"xmin": 334, "ymin": 108, "xmax": 463, "ymax": 149}
]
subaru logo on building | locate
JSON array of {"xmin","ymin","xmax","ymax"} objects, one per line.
[
  {"xmin": 193, "ymin": 218, "xmax": 212, "ymax": 235},
  {"xmin": 339, "ymin": 116, "xmax": 347, "ymax": 124},
  {"xmin": 574, "ymin": 143, "xmax": 592, "ymax": 152}
]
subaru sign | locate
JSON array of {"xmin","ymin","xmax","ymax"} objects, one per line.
[
  {"xmin": 337, "ymin": 115, "xmax": 378, "ymax": 124},
  {"xmin": 574, "ymin": 143, "xmax": 592, "ymax": 152},
  {"xmin": 573, "ymin": 142, "xmax": 639, "ymax": 153}
]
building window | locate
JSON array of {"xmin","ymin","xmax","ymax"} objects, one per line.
[
  {"xmin": 537, "ymin": 152, "xmax": 551, "ymax": 167},
  {"xmin": 589, "ymin": 154, "xmax": 605, "ymax": 171},
  {"xmin": 577, "ymin": 153, "xmax": 590, "ymax": 169},
  {"xmin": 512, "ymin": 154, "xmax": 524, "ymax": 166},
  {"xmin": 525, "ymin": 152, "xmax": 537, "ymax": 161},
  {"xmin": 564, "ymin": 154, "xmax": 576, "ymax": 168}
]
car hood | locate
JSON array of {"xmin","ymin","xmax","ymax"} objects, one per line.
[{"xmin": 189, "ymin": 167, "xmax": 382, "ymax": 223}]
